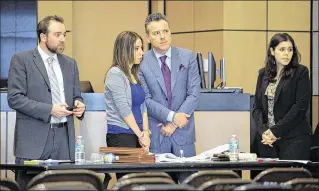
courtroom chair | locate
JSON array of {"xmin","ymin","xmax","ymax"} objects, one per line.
[
  {"xmin": 310, "ymin": 146, "xmax": 318, "ymax": 162},
  {"xmin": 28, "ymin": 181, "xmax": 97, "ymax": 190},
  {"xmin": 284, "ymin": 178, "xmax": 319, "ymax": 191},
  {"xmin": 131, "ymin": 184, "xmax": 195, "ymax": 190},
  {"xmin": 182, "ymin": 170, "xmax": 240, "ymax": 188},
  {"xmin": 27, "ymin": 170, "xmax": 103, "ymax": 191},
  {"xmin": 234, "ymin": 183, "xmax": 293, "ymax": 190},
  {"xmin": 310, "ymin": 123, "xmax": 319, "ymax": 164},
  {"xmin": 253, "ymin": 168, "xmax": 312, "ymax": 183},
  {"xmin": 198, "ymin": 178, "xmax": 252, "ymax": 190},
  {"xmin": 112, "ymin": 177, "xmax": 175, "ymax": 191},
  {"xmin": 0, "ymin": 178, "xmax": 21, "ymax": 191},
  {"xmin": 117, "ymin": 172, "xmax": 172, "ymax": 182}
]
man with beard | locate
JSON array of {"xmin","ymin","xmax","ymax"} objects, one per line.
[{"xmin": 7, "ymin": 15, "xmax": 85, "ymax": 190}]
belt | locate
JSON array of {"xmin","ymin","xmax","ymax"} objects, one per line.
[{"xmin": 50, "ymin": 122, "xmax": 67, "ymax": 128}]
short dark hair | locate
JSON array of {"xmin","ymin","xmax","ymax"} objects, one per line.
[
  {"xmin": 265, "ymin": 33, "xmax": 301, "ymax": 81},
  {"xmin": 37, "ymin": 15, "xmax": 64, "ymax": 43},
  {"xmin": 144, "ymin": 13, "xmax": 169, "ymax": 34}
]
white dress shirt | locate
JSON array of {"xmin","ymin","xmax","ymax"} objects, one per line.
[{"xmin": 37, "ymin": 45, "xmax": 67, "ymax": 123}]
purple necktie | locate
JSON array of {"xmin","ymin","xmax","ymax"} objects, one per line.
[{"xmin": 160, "ymin": 55, "xmax": 172, "ymax": 106}]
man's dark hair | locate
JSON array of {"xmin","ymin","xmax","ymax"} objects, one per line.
[
  {"xmin": 144, "ymin": 13, "xmax": 169, "ymax": 34},
  {"xmin": 37, "ymin": 15, "xmax": 64, "ymax": 43}
]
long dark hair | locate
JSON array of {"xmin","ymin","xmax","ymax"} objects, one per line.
[
  {"xmin": 107, "ymin": 31, "xmax": 143, "ymax": 84},
  {"xmin": 265, "ymin": 33, "xmax": 301, "ymax": 82}
]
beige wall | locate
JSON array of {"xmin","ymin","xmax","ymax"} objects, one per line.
[
  {"xmin": 195, "ymin": 1, "xmax": 223, "ymax": 31},
  {"xmin": 223, "ymin": 31, "xmax": 266, "ymax": 93},
  {"xmin": 223, "ymin": 1, "xmax": 266, "ymax": 30},
  {"xmin": 151, "ymin": 0, "xmax": 163, "ymax": 14},
  {"xmin": 166, "ymin": 1, "xmax": 194, "ymax": 33},
  {"xmin": 268, "ymin": 1, "xmax": 310, "ymax": 31},
  {"xmin": 38, "ymin": 1, "xmax": 148, "ymax": 93},
  {"xmin": 223, "ymin": 1, "xmax": 266, "ymax": 93},
  {"xmin": 167, "ymin": 0, "xmax": 311, "ymax": 94},
  {"xmin": 72, "ymin": 1, "xmax": 148, "ymax": 93}
]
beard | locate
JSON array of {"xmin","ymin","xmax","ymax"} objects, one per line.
[{"xmin": 45, "ymin": 41, "xmax": 65, "ymax": 54}]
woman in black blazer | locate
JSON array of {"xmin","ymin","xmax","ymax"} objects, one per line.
[{"xmin": 252, "ymin": 33, "xmax": 312, "ymax": 160}]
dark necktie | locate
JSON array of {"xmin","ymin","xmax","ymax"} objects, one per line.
[{"xmin": 160, "ymin": 55, "xmax": 172, "ymax": 105}]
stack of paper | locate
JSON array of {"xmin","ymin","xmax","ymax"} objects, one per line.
[{"xmin": 155, "ymin": 144, "xmax": 230, "ymax": 163}]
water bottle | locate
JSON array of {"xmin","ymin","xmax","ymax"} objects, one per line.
[
  {"xmin": 229, "ymin": 135, "xmax": 239, "ymax": 161},
  {"xmin": 103, "ymin": 153, "xmax": 119, "ymax": 163},
  {"xmin": 75, "ymin": 136, "xmax": 85, "ymax": 164}
]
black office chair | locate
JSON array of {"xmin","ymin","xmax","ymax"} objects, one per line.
[
  {"xmin": 131, "ymin": 184, "xmax": 195, "ymax": 190},
  {"xmin": 117, "ymin": 172, "xmax": 172, "ymax": 183},
  {"xmin": 0, "ymin": 78, "xmax": 8, "ymax": 90},
  {"xmin": 28, "ymin": 181, "xmax": 97, "ymax": 190},
  {"xmin": 284, "ymin": 178, "xmax": 319, "ymax": 191},
  {"xmin": 253, "ymin": 168, "xmax": 312, "ymax": 183},
  {"xmin": 198, "ymin": 178, "xmax": 252, "ymax": 190},
  {"xmin": 0, "ymin": 178, "xmax": 21, "ymax": 191},
  {"xmin": 310, "ymin": 146, "xmax": 319, "ymax": 162},
  {"xmin": 27, "ymin": 170, "xmax": 103, "ymax": 191},
  {"xmin": 310, "ymin": 122, "xmax": 319, "ymax": 163},
  {"xmin": 112, "ymin": 177, "xmax": 175, "ymax": 191},
  {"xmin": 234, "ymin": 183, "xmax": 293, "ymax": 190},
  {"xmin": 182, "ymin": 170, "xmax": 240, "ymax": 188}
]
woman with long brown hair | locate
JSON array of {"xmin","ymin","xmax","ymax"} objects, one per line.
[{"xmin": 104, "ymin": 31, "xmax": 150, "ymax": 179}]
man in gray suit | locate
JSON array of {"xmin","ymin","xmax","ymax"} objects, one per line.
[
  {"xmin": 7, "ymin": 15, "xmax": 85, "ymax": 190},
  {"xmin": 139, "ymin": 13, "xmax": 201, "ymax": 182}
]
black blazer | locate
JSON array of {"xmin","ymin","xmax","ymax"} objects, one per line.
[{"xmin": 252, "ymin": 64, "xmax": 312, "ymax": 139}]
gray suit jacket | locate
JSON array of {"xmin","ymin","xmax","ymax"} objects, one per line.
[
  {"xmin": 104, "ymin": 66, "xmax": 147, "ymax": 129},
  {"xmin": 7, "ymin": 48, "xmax": 83, "ymax": 161},
  {"xmin": 139, "ymin": 47, "xmax": 200, "ymax": 149}
]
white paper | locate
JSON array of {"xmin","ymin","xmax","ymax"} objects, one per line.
[
  {"xmin": 197, "ymin": 144, "xmax": 230, "ymax": 159},
  {"xmin": 155, "ymin": 153, "xmax": 182, "ymax": 163},
  {"xmin": 155, "ymin": 144, "xmax": 230, "ymax": 163}
]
